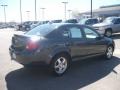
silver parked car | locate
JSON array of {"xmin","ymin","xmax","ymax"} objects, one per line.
[{"xmin": 93, "ymin": 17, "xmax": 120, "ymax": 37}]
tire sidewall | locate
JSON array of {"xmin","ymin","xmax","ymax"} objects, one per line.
[
  {"xmin": 105, "ymin": 46, "xmax": 113, "ymax": 59},
  {"xmin": 50, "ymin": 54, "xmax": 70, "ymax": 76}
]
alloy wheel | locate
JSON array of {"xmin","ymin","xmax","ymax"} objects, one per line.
[
  {"xmin": 54, "ymin": 57, "xmax": 68, "ymax": 74},
  {"xmin": 106, "ymin": 46, "xmax": 113, "ymax": 59}
]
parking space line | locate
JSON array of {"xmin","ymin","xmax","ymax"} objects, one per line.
[{"xmin": 114, "ymin": 49, "xmax": 120, "ymax": 54}]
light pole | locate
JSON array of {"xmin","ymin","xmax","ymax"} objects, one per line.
[
  {"xmin": 91, "ymin": 0, "xmax": 93, "ymax": 18},
  {"xmin": 20, "ymin": 0, "xmax": 22, "ymax": 24},
  {"xmin": 68, "ymin": 10, "xmax": 72, "ymax": 19},
  {"xmin": 26, "ymin": 11, "xmax": 30, "ymax": 21},
  {"xmin": 1, "ymin": 5, "xmax": 8, "ymax": 24},
  {"xmin": 40, "ymin": 8, "xmax": 46, "ymax": 21},
  {"xmin": 35, "ymin": 0, "xmax": 37, "ymax": 21},
  {"xmin": 62, "ymin": 2, "xmax": 68, "ymax": 20}
]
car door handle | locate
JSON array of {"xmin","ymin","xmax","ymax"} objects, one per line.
[{"xmin": 65, "ymin": 42, "xmax": 70, "ymax": 46}]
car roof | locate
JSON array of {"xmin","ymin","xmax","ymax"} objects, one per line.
[{"xmin": 37, "ymin": 23, "xmax": 90, "ymax": 31}]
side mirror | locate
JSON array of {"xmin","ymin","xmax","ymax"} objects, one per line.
[
  {"xmin": 95, "ymin": 37, "xmax": 101, "ymax": 40},
  {"xmin": 96, "ymin": 35, "xmax": 103, "ymax": 40}
]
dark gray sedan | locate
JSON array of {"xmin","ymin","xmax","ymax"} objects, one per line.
[{"xmin": 9, "ymin": 23, "xmax": 115, "ymax": 76}]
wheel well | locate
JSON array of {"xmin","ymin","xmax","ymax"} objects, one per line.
[
  {"xmin": 108, "ymin": 44, "xmax": 114, "ymax": 51},
  {"xmin": 105, "ymin": 28, "xmax": 112, "ymax": 32},
  {"xmin": 52, "ymin": 52, "xmax": 71, "ymax": 61}
]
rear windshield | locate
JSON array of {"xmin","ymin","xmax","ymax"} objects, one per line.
[{"xmin": 25, "ymin": 24, "xmax": 55, "ymax": 36}]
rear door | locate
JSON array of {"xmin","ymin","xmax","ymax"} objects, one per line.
[{"xmin": 62, "ymin": 25, "xmax": 89, "ymax": 59}]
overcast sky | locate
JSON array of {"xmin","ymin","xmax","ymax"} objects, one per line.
[{"xmin": 0, "ymin": 0, "xmax": 120, "ymax": 22}]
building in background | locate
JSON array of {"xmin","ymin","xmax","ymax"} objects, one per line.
[{"xmin": 79, "ymin": 4, "xmax": 120, "ymax": 20}]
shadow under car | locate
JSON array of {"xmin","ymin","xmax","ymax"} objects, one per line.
[{"xmin": 5, "ymin": 56, "xmax": 120, "ymax": 90}]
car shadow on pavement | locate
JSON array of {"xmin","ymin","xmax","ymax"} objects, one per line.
[
  {"xmin": 5, "ymin": 56, "xmax": 120, "ymax": 90},
  {"xmin": 112, "ymin": 33, "xmax": 120, "ymax": 39}
]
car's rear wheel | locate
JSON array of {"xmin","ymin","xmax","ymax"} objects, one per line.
[
  {"xmin": 51, "ymin": 54, "xmax": 70, "ymax": 76},
  {"xmin": 105, "ymin": 29, "xmax": 112, "ymax": 37},
  {"xmin": 105, "ymin": 46, "xmax": 113, "ymax": 59}
]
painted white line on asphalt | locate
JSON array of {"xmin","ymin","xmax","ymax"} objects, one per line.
[
  {"xmin": 114, "ymin": 49, "xmax": 120, "ymax": 54},
  {"xmin": 113, "ymin": 64, "xmax": 120, "ymax": 74}
]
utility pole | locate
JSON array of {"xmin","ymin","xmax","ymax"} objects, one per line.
[
  {"xmin": 35, "ymin": 0, "xmax": 37, "ymax": 21},
  {"xmin": 40, "ymin": 8, "xmax": 46, "ymax": 21},
  {"xmin": 68, "ymin": 10, "xmax": 72, "ymax": 19},
  {"xmin": 1, "ymin": 5, "xmax": 8, "ymax": 24},
  {"xmin": 26, "ymin": 11, "xmax": 30, "ymax": 21},
  {"xmin": 20, "ymin": 0, "xmax": 22, "ymax": 24},
  {"xmin": 62, "ymin": 2, "xmax": 68, "ymax": 20},
  {"xmin": 91, "ymin": 0, "xmax": 93, "ymax": 18}
]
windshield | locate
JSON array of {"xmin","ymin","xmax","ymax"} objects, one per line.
[{"xmin": 25, "ymin": 24, "xmax": 55, "ymax": 36}]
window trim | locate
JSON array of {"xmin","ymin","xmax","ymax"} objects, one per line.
[
  {"xmin": 65, "ymin": 25, "xmax": 84, "ymax": 39},
  {"xmin": 69, "ymin": 27, "xmax": 83, "ymax": 39},
  {"xmin": 82, "ymin": 26, "xmax": 100, "ymax": 39}
]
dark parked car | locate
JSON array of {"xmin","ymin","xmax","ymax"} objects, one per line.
[
  {"xmin": 16, "ymin": 21, "xmax": 32, "ymax": 31},
  {"xmin": 51, "ymin": 20, "xmax": 62, "ymax": 23},
  {"xmin": 63, "ymin": 19, "xmax": 78, "ymax": 23},
  {"xmin": 79, "ymin": 18, "xmax": 99, "ymax": 25},
  {"xmin": 9, "ymin": 23, "xmax": 115, "ymax": 76}
]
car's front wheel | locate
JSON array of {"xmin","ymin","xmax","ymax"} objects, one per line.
[
  {"xmin": 51, "ymin": 54, "xmax": 70, "ymax": 76},
  {"xmin": 105, "ymin": 46, "xmax": 113, "ymax": 59}
]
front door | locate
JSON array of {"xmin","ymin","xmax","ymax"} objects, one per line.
[{"xmin": 83, "ymin": 26, "xmax": 106, "ymax": 55}]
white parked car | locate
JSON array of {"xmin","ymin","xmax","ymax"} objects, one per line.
[{"xmin": 93, "ymin": 17, "xmax": 120, "ymax": 37}]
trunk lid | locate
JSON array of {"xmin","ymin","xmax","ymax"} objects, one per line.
[{"xmin": 12, "ymin": 34, "xmax": 29, "ymax": 51}]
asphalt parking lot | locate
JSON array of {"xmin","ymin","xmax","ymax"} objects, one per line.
[{"xmin": 0, "ymin": 28, "xmax": 120, "ymax": 90}]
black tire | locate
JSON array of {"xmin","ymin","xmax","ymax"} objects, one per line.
[
  {"xmin": 23, "ymin": 64, "xmax": 35, "ymax": 69},
  {"xmin": 104, "ymin": 46, "xmax": 113, "ymax": 60},
  {"xmin": 105, "ymin": 29, "xmax": 112, "ymax": 37},
  {"xmin": 50, "ymin": 54, "xmax": 70, "ymax": 76}
]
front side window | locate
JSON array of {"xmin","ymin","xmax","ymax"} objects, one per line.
[
  {"xmin": 69, "ymin": 27, "xmax": 82, "ymax": 38},
  {"xmin": 84, "ymin": 27, "xmax": 99, "ymax": 39}
]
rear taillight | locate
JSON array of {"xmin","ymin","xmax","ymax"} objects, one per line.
[{"xmin": 26, "ymin": 41, "xmax": 39, "ymax": 51}]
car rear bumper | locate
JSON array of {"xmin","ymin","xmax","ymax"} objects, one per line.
[{"xmin": 9, "ymin": 46, "xmax": 51, "ymax": 66}]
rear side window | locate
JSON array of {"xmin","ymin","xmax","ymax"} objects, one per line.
[
  {"xmin": 70, "ymin": 27, "xmax": 82, "ymax": 38},
  {"xmin": 25, "ymin": 24, "xmax": 55, "ymax": 36}
]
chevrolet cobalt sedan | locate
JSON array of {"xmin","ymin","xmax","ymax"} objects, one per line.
[{"xmin": 9, "ymin": 23, "xmax": 115, "ymax": 76}]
